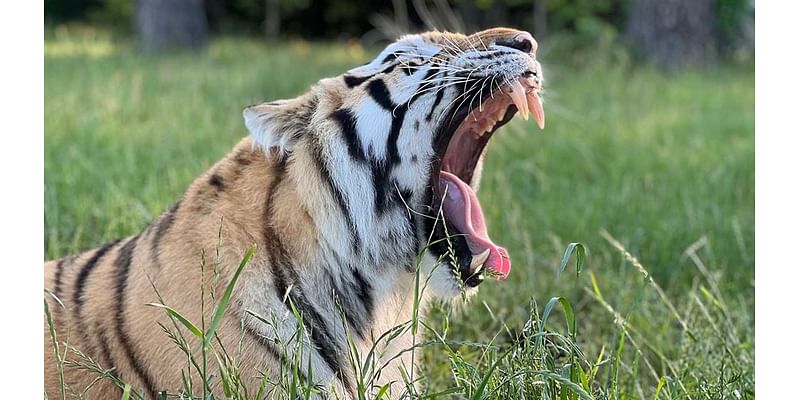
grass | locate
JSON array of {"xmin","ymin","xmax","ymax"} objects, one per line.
[{"xmin": 45, "ymin": 26, "xmax": 754, "ymax": 399}]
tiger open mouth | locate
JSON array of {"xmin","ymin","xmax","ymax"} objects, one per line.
[{"xmin": 433, "ymin": 74, "xmax": 544, "ymax": 285}]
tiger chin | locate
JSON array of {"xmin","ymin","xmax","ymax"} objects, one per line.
[{"xmin": 44, "ymin": 27, "xmax": 545, "ymax": 399}]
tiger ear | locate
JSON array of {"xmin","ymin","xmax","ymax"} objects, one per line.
[{"xmin": 243, "ymin": 96, "xmax": 310, "ymax": 153}]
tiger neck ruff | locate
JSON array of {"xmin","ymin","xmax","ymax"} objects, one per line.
[{"xmin": 44, "ymin": 28, "xmax": 545, "ymax": 399}]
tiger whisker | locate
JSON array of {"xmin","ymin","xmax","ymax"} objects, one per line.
[
  {"xmin": 406, "ymin": 70, "xmax": 482, "ymax": 106},
  {"xmin": 394, "ymin": 183, "xmax": 439, "ymax": 221},
  {"xmin": 464, "ymin": 79, "xmax": 488, "ymax": 122},
  {"xmin": 389, "ymin": 51, "xmax": 455, "ymax": 67},
  {"xmin": 402, "ymin": 65, "xmax": 479, "ymax": 106},
  {"xmin": 408, "ymin": 79, "xmax": 470, "ymax": 99},
  {"xmin": 402, "ymin": 76, "xmax": 477, "ymax": 113},
  {"xmin": 443, "ymin": 83, "xmax": 483, "ymax": 126}
]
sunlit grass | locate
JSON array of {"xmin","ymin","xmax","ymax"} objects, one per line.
[{"xmin": 45, "ymin": 24, "xmax": 119, "ymax": 58}]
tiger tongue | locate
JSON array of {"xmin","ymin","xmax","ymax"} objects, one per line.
[{"xmin": 439, "ymin": 171, "xmax": 511, "ymax": 279}]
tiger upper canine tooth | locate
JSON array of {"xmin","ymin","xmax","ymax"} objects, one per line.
[
  {"xmin": 527, "ymin": 91, "xmax": 545, "ymax": 129},
  {"xmin": 470, "ymin": 249, "xmax": 490, "ymax": 271},
  {"xmin": 508, "ymin": 80, "xmax": 529, "ymax": 120}
]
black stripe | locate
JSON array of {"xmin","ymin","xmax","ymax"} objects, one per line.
[
  {"xmin": 424, "ymin": 210, "xmax": 473, "ymax": 280},
  {"xmin": 150, "ymin": 199, "xmax": 181, "ymax": 269},
  {"xmin": 309, "ymin": 138, "xmax": 361, "ymax": 254},
  {"xmin": 263, "ymin": 157, "xmax": 300, "ymax": 310},
  {"xmin": 365, "ymin": 79, "xmax": 406, "ymax": 164},
  {"xmin": 398, "ymin": 187, "xmax": 416, "ymax": 231},
  {"xmin": 421, "ymin": 65, "xmax": 438, "ymax": 80},
  {"xmin": 263, "ymin": 157, "xmax": 292, "ymax": 301},
  {"xmin": 370, "ymin": 164, "xmax": 392, "ymax": 215},
  {"xmin": 367, "ymin": 79, "xmax": 395, "ymax": 111},
  {"xmin": 73, "ymin": 240, "xmax": 123, "ymax": 310},
  {"xmin": 288, "ymin": 286, "xmax": 352, "ymax": 393},
  {"xmin": 342, "ymin": 64, "xmax": 398, "ymax": 88},
  {"xmin": 326, "ymin": 273, "xmax": 360, "ymax": 334},
  {"xmin": 478, "ymin": 51, "xmax": 510, "ymax": 60},
  {"xmin": 53, "ymin": 256, "xmax": 72, "ymax": 303},
  {"xmin": 95, "ymin": 322, "xmax": 121, "ymax": 381},
  {"xmin": 262, "ymin": 156, "xmax": 288, "ymax": 246},
  {"xmin": 381, "ymin": 53, "xmax": 398, "ymax": 64},
  {"xmin": 262, "ymin": 160, "xmax": 353, "ymax": 393},
  {"xmin": 426, "ymin": 85, "xmax": 445, "ymax": 121},
  {"xmin": 209, "ymin": 174, "xmax": 225, "ymax": 191},
  {"xmin": 269, "ymin": 265, "xmax": 352, "ymax": 394},
  {"xmin": 70, "ymin": 240, "xmax": 122, "ymax": 381},
  {"xmin": 351, "ymin": 269, "xmax": 374, "ymax": 324},
  {"xmin": 343, "ymin": 74, "xmax": 370, "ymax": 88},
  {"xmin": 399, "ymin": 60, "xmax": 424, "ymax": 76},
  {"xmin": 113, "ymin": 235, "xmax": 159, "ymax": 397},
  {"xmin": 364, "ymin": 79, "xmax": 408, "ymax": 213},
  {"xmin": 399, "ymin": 188, "xmax": 420, "ymax": 262},
  {"xmin": 331, "ymin": 109, "xmax": 366, "ymax": 162},
  {"xmin": 324, "ymin": 268, "xmax": 370, "ymax": 340},
  {"xmin": 386, "ymin": 105, "xmax": 407, "ymax": 166},
  {"xmin": 379, "ymin": 64, "xmax": 398, "ymax": 75}
]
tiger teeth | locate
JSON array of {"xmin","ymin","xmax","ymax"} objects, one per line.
[
  {"xmin": 468, "ymin": 75, "xmax": 542, "ymax": 137},
  {"xmin": 476, "ymin": 109, "xmax": 506, "ymax": 137},
  {"xmin": 527, "ymin": 91, "xmax": 545, "ymax": 129},
  {"xmin": 506, "ymin": 80, "xmax": 529, "ymax": 121},
  {"xmin": 470, "ymin": 249, "xmax": 490, "ymax": 272}
]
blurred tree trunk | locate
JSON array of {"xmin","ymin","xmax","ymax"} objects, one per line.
[
  {"xmin": 264, "ymin": 0, "xmax": 280, "ymax": 40},
  {"xmin": 533, "ymin": 0, "xmax": 546, "ymax": 39},
  {"xmin": 626, "ymin": 0, "xmax": 717, "ymax": 68},
  {"xmin": 457, "ymin": 0, "xmax": 479, "ymax": 32},
  {"xmin": 486, "ymin": 0, "xmax": 508, "ymax": 28},
  {"xmin": 135, "ymin": 0, "xmax": 208, "ymax": 52},
  {"xmin": 205, "ymin": 0, "xmax": 226, "ymax": 33}
]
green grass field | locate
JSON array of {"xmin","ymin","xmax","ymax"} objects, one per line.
[{"xmin": 45, "ymin": 27, "xmax": 754, "ymax": 399}]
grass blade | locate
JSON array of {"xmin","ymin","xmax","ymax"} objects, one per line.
[
  {"xmin": 558, "ymin": 242, "xmax": 586, "ymax": 279},
  {"xmin": 541, "ymin": 296, "xmax": 577, "ymax": 337},
  {"xmin": 205, "ymin": 244, "xmax": 256, "ymax": 347},
  {"xmin": 121, "ymin": 383, "xmax": 131, "ymax": 400},
  {"xmin": 145, "ymin": 303, "xmax": 203, "ymax": 339}
]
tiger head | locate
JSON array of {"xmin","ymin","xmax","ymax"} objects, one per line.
[{"xmin": 243, "ymin": 28, "xmax": 544, "ymax": 298}]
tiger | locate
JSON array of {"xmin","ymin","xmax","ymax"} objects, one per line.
[{"xmin": 44, "ymin": 27, "xmax": 545, "ymax": 399}]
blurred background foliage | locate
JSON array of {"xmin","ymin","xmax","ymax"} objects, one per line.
[{"xmin": 45, "ymin": 0, "xmax": 754, "ymax": 67}]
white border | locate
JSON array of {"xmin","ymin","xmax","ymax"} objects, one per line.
[
  {"xmin": 756, "ymin": 2, "xmax": 800, "ymax": 398},
  {"xmin": 0, "ymin": 2, "xmax": 44, "ymax": 394}
]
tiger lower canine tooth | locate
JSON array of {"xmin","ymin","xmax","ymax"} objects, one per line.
[{"xmin": 471, "ymin": 249, "xmax": 490, "ymax": 271}]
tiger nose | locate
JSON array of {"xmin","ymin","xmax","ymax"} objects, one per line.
[{"xmin": 497, "ymin": 32, "xmax": 537, "ymax": 54}]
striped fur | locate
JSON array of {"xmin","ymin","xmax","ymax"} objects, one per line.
[{"xmin": 44, "ymin": 28, "xmax": 541, "ymax": 399}]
